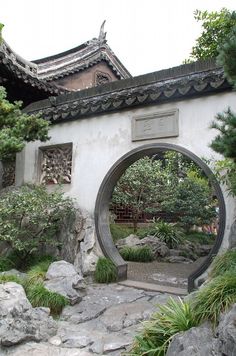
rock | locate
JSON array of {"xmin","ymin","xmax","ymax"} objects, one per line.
[
  {"xmin": 217, "ymin": 303, "xmax": 236, "ymax": 356},
  {"xmin": 116, "ymin": 235, "xmax": 140, "ymax": 248},
  {"xmin": 45, "ymin": 261, "xmax": 86, "ymax": 305},
  {"xmin": 100, "ymin": 301, "xmax": 154, "ymax": 332},
  {"xmin": 1, "ymin": 342, "xmax": 93, "ymax": 355},
  {"xmin": 0, "ymin": 269, "xmax": 27, "ymax": 279},
  {"xmin": 166, "ymin": 323, "xmax": 219, "ymax": 356},
  {"xmin": 0, "ymin": 282, "xmax": 57, "ymax": 346},
  {"xmin": 61, "ymin": 302, "xmax": 106, "ymax": 324},
  {"xmin": 151, "ymin": 273, "xmax": 187, "ymax": 287},
  {"xmin": 137, "ymin": 236, "xmax": 170, "ymax": 257},
  {"xmin": 228, "ymin": 221, "xmax": 236, "ymax": 249},
  {"xmin": 74, "ymin": 209, "xmax": 99, "ymax": 276}
]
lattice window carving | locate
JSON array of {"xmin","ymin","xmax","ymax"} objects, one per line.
[{"xmin": 39, "ymin": 144, "xmax": 72, "ymax": 184}]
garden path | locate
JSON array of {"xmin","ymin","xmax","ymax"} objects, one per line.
[{"xmin": 8, "ymin": 283, "xmax": 180, "ymax": 356}]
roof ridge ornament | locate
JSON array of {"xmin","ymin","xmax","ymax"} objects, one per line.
[{"xmin": 98, "ymin": 20, "xmax": 107, "ymax": 44}]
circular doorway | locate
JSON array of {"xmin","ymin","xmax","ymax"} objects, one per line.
[{"xmin": 95, "ymin": 143, "xmax": 226, "ymax": 291}]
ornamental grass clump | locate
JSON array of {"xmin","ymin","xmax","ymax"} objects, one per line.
[
  {"xmin": 192, "ymin": 271, "xmax": 236, "ymax": 326},
  {"xmin": 129, "ymin": 297, "xmax": 197, "ymax": 356},
  {"xmin": 95, "ymin": 257, "xmax": 117, "ymax": 283},
  {"xmin": 152, "ymin": 220, "xmax": 183, "ymax": 249},
  {"xmin": 209, "ymin": 249, "xmax": 236, "ymax": 278},
  {"xmin": 120, "ymin": 246, "xmax": 154, "ymax": 262},
  {"xmin": 25, "ymin": 282, "xmax": 69, "ymax": 315}
]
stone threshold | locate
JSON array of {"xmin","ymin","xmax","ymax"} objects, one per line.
[{"xmin": 119, "ymin": 279, "xmax": 188, "ymax": 296}]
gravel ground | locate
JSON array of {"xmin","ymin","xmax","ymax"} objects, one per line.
[{"xmin": 127, "ymin": 257, "xmax": 206, "ymax": 288}]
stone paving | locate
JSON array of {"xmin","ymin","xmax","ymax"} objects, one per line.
[
  {"xmin": 2, "ymin": 283, "xmax": 179, "ymax": 356},
  {"xmin": 52, "ymin": 283, "xmax": 176, "ymax": 355}
]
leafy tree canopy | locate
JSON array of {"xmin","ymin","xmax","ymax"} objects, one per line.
[
  {"xmin": 0, "ymin": 86, "xmax": 49, "ymax": 160},
  {"xmin": 187, "ymin": 8, "xmax": 236, "ymax": 61}
]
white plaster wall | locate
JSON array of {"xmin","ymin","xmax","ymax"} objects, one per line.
[{"xmin": 17, "ymin": 91, "xmax": 236, "ymax": 249}]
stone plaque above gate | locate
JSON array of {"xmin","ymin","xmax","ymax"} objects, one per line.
[{"xmin": 132, "ymin": 109, "xmax": 179, "ymax": 141}]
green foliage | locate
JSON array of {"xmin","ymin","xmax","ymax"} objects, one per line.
[
  {"xmin": 120, "ymin": 246, "xmax": 154, "ymax": 262},
  {"xmin": 112, "ymin": 152, "xmax": 215, "ymax": 233},
  {"xmin": 188, "ymin": 8, "xmax": 236, "ymax": 61},
  {"xmin": 95, "ymin": 257, "xmax": 117, "ymax": 283},
  {"xmin": 217, "ymin": 26, "xmax": 236, "ymax": 87},
  {"xmin": 26, "ymin": 258, "xmax": 54, "ymax": 284},
  {"xmin": 112, "ymin": 156, "xmax": 166, "ymax": 232},
  {"xmin": 151, "ymin": 220, "xmax": 183, "ymax": 249},
  {"xmin": 210, "ymin": 250, "xmax": 236, "ymax": 279},
  {"xmin": 0, "ymin": 23, "xmax": 3, "ymax": 43},
  {"xmin": 25, "ymin": 282, "xmax": 69, "ymax": 315},
  {"xmin": 130, "ymin": 297, "xmax": 197, "ymax": 356},
  {"xmin": 0, "ymin": 256, "xmax": 14, "ymax": 272},
  {"xmin": 0, "ymin": 274, "xmax": 23, "ymax": 285},
  {"xmin": 0, "ymin": 86, "xmax": 49, "ymax": 160},
  {"xmin": 110, "ymin": 224, "xmax": 134, "ymax": 242},
  {"xmin": 0, "ymin": 185, "xmax": 75, "ymax": 261},
  {"xmin": 185, "ymin": 231, "xmax": 215, "ymax": 245},
  {"xmin": 210, "ymin": 108, "xmax": 236, "ymax": 163},
  {"xmin": 192, "ymin": 271, "xmax": 236, "ymax": 325},
  {"xmin": 162, "ymin": 171, "xmax": 217, "ymax": 231},
  {"xmin": 214, "ymin": 159, "xmax": 236, "ymax": 197}
]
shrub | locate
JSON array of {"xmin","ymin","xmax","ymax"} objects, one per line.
[
  {"xmin": 210, "ymin": 250, "xmax": 236, "ymax": 278},
  {"xmin": 0, "ymin": 256, "xmax": 14, "ymax": 272},
  {"xmin": 192, "ymin": 271, "xmax": 236, "ymax": 325},
  {"xmin": 25, "ymin": 282, "xmax": 69, "ymax": 315},
  {"xmin": 185, "ymin": 231, "xmax": 215, "ymax": 245},
  {"xmin": 130, "ymin": 297, "xmax": 197, "ymax": 356},
  {"xmin": 120, "ymin": 246, "xmax": 154, "ymax": 262},
  {"xmin": 152, "ymin": 220, "xmax": 183, "ymax": 249},
  {"xmin": 0, "ymin": 185, "xmax": 75, "ymax": 264},
  {"xmin": 95, "ymin": 257, "xmax": 117, "ymax": 283}
]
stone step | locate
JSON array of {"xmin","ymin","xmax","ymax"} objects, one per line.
[{"xmin": 119, "ymin": 279, "xmax": 188, "ymax": 296}]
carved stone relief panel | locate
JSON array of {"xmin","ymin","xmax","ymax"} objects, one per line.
[
  {"xmin": 95, "ymin": 71, "xmax": 111, "ymax": 86},
  {"xmin": 39, "ymin": 143, "xmax": 72, "ymax": 184},
  {"xmin": 132, "ymin": 109, "xmax": 179, "ymax": 141}
]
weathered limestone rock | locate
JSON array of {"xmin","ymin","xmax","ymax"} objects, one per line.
[
  {"xmin": 116, "ymin": 235, "xmax": 140, "ymax": 248},
  {"xmin": 116, "ymin": 234, "xmax": 170, "ymax": 258},
  {"xmin": 166, "ymin": 323, "xmax": 219, "ymax": 356},
  {"xmin": 0, "ymin": 269, "xmax": 27, "ymax": 280},
  {"xmin": 217, "ymin": 303, "xmax": 236, "ymax": 356},
  {"xmin": 1, "ymin": 342, "xmax": 93, "ymax": 355},
  {"xmin": 228, "ymin": 221, "xmax": 236, "ymax": 249},
  {"xmin": 73, "ymin": 209, "xmax": 99, "ymax": 276},
  {"xmin": 45, "ymin": 261, "xmax": 86, "ymax": 305},
  {"xmin": 0, "ymin": 282, "xmax": 57, "ymax": 347},
  {"xmin": 100, "ymin": 300, "xmax": 154, "ymax": 332}
]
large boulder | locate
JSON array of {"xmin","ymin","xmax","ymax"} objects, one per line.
[
  {"xmin": 44, "ymin": 261, "xmax": 86, "ymax": 305},
  {"xmin": 0, "ymin": 282, "xmax": 57, "ymax": 347},
  {"xmin": 166, "ymin": 323, "xmax": 219, "ymax": 356},
  {"xmin": 217, "ymin": 303, "xmax": 236, "ymax": 356}
]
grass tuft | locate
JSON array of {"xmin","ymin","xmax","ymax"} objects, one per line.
[
  {"xmin": 0, "ymin": 274, "xmax": 23, "ymax": 285},
  {"xmin": 120, "ymin": 246, "xmax": 154, "ymax": 262},
  {"xmin": 192, "ymin": 271, "xmax": 236, "ymax": 326},
  {"xmin": 129, "ymin": 297, "xmax": 197, "ymax": 356},
  {"xmin": 25, "ymin": 282, "xmax": 69, "ymax": 315},
  {"xmin": 95, "ymin": 257, "xmax": 117, "ymax": 283},
  {"xmin": 210, "ymin": 250, "xmax": 236, "ymax": 278}
]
